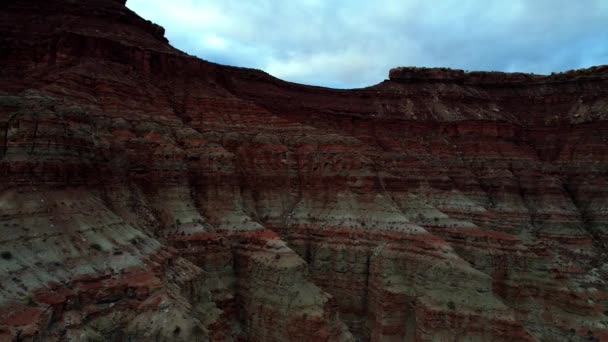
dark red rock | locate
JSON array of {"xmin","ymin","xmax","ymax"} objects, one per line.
[{"xmin": 0, "ymin": 0, "xmax": 607, "ymax": 341}]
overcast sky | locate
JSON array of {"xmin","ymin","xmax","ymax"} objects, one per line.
[{"xmin": 127, "ymin": 0, "xmax": 608, "ymax": 88}]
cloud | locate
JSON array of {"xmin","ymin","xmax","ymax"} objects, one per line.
[{"xmin": 127, "ymin": 0, "xmax": 608, "ymax": 88}]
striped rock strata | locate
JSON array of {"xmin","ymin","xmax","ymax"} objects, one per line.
[{"xmin": 1, "ymin": 1, "xmax": 608, "ymax": 341}]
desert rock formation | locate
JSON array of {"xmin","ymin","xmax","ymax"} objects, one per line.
[{"xmin": 1, "ymin": 1, "xmax": 608, "ymax": 341}]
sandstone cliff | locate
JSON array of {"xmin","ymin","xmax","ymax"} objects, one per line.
[{"xmin": 1, "ymin": 1, "xmax": 607, "ymax": 341}]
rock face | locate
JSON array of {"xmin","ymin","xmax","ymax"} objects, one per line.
[{"xmin": 1, "ymin": 1, "xmax": 608, "ymax": 341}]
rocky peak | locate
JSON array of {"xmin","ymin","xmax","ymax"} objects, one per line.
[{"xmin": 389, "ymin": 65, "xmax": 608, "ymax": 85}]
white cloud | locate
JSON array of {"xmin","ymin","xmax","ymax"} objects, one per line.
[
  {"xmin": 201, "ymin": 34, "xmax": 228, "ymax": 50},
  {"xmin": 126, "ymin": 0, "xmax": 608, "ymax": 88},
  {"xmin": 265, "ymin": 50, "xmax": 375, "ymax": 88}
]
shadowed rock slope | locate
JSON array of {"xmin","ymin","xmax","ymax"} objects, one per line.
[{"xmin": 1, "ymin": 1, "xmax": 608, "ymax": 341}]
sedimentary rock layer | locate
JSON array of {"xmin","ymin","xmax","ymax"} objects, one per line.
[{"xmin": 1, "ymin": 1, "xmax": 607, "ymax": 341}]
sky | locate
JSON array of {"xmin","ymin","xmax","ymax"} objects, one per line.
[{"xmin": 127, "ymin": 0, "xmax": 608, "ymax": 89}]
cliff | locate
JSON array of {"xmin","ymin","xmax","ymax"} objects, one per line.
[{"xmin": 1, "ymin": 1, "xmax": 607, "ymax": 341}]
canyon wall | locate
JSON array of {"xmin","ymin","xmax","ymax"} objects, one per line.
[{"xmin": 1, "ymin": 1, "xmax": 607, "ymax": 341}]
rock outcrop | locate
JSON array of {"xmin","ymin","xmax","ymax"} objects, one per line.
[{"xmin": 1, "ymin": 0, "xmax": 607, "ymax": 341}]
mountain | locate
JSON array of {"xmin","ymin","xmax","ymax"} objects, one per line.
[{"xmin": 1, "ymin": 0, "xmax": 607, "ymax": 341}]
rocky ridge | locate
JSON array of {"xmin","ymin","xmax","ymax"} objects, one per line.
[{"xmin": 1, "ymin": 1, "xmax": 608, "ymax": 341}]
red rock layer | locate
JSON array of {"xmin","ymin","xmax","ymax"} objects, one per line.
[{"xmin": 1, "ymin": 1, "xmax": 608, "ymax": 341}]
